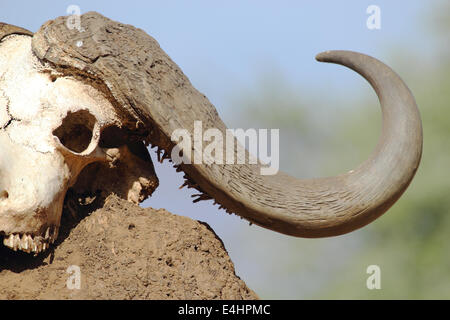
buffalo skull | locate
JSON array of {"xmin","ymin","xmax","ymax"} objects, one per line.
[
  {"xmin": 0, "ymin": 12, "xmax": 422, "ymax": 254},
  {"xmin": 0, "ymin": 29, "xmax": 158, "ymax": 253}
]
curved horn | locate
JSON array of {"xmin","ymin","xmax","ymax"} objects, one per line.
[
  {"xmin": 0, "ymin": 23, "xmax": 33, "ymax": 41},
  {"xmin": 31, "ymin": 12, "xmax": 423, "ymax": 237}
]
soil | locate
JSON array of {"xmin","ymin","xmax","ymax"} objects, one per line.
[{"xmin": 0, "ymin": 195, "xmax": 258, "ymax": 300}]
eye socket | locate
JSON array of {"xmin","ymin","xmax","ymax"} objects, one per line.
[{"xmin": 53, "ymin": 110, "xmax": 97, "ymax": 153}]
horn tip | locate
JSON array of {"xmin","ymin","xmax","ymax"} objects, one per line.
[
  {"xmin": 315, "ymin": 50, "xmax": 341, "ymax": 63},
  {"xmin": 315, "ymin": 51, "xmax": 331, "ymax": 62}
]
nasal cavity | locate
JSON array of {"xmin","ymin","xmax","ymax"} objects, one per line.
[
  {"xmin": 0, "ymin": 190, "xmax": 8, "ymax": 200},
  {"xmin": 53, "ymin": 110, "xmax": 97, "ymax": 153}
]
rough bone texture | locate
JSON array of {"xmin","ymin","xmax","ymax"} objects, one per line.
[
  {"xmin": 0, "ymin": 31, "xmax": 158, "ymax": 252},
  {"xmin": 0, "ymin": 196, "xmax": 257, "ymax": 300}
]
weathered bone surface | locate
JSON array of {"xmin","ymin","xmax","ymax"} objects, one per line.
[
  {"xmin": 0, "ymin": 11, "xmax": 422, "ymax": 254},
  {"xmin": 0, "ymin": 28, "xmax": 158, "ymax": 253}
]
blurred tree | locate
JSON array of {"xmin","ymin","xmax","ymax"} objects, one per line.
[
  {"xmin": 228, "ymin": 2, "xmax": 450, "ymax": 299},
  {"xmin": 316, "ymin": 2, "xmax": 450, "ymax": 299}
]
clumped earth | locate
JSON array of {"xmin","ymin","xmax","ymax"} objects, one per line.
[{"xmin": 0, "ymin": 195, "xmax": 257, "ymax": 300}]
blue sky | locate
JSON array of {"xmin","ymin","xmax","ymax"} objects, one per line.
[
  {"xmin": 0, "ymin": 1, "xmax": 441, "ymax": 298},
  {"xmin": 1, "ymin": 1, "xmax": 436, "ymax": 107}
]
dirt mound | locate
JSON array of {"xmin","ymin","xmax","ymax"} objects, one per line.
[{"xmin": 0, "ymin": 195, "xmax": 257, "ymax": 299}]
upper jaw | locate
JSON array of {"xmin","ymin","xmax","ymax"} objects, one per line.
[
  {"xmin": 0, "ymin": 206, "xmax": 62, "ymax": 254},
  {"xmin": 1, "ymin": 225, "xmax": 58, "ymax": 254}
]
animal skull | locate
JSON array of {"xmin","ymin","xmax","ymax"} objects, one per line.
[
  {"xmin": 0, "ymin": 12, "xmax": 422, "ymax": 255},
  {"xmin": 0, "ymin": 34, "xmax": 158, "ymax": 253}
]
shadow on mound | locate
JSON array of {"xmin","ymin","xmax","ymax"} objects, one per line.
[
  {"xmin": 0, "ymin": 195, "xmax": 257, "ymax": 300},
  {"xmin": 0, "ymin": 188, "xmax": 106, "ymax": 273}
]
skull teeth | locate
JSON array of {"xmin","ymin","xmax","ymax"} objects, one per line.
[{"xmin": 2, "ymin": 227, "xmax": 58, "ymax": 254}]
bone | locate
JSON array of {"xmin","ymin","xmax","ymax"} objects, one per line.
[
  {"xmin": 29, "ymin": 12, "xmax": 421, "ymax": 239},
  {"xmin": 0, "ymin": 32, "xmax": 158, "ymax": 254},
  {"xmin": 2, "ymin": 232, "xmax": 55, "ymax": 254}
]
